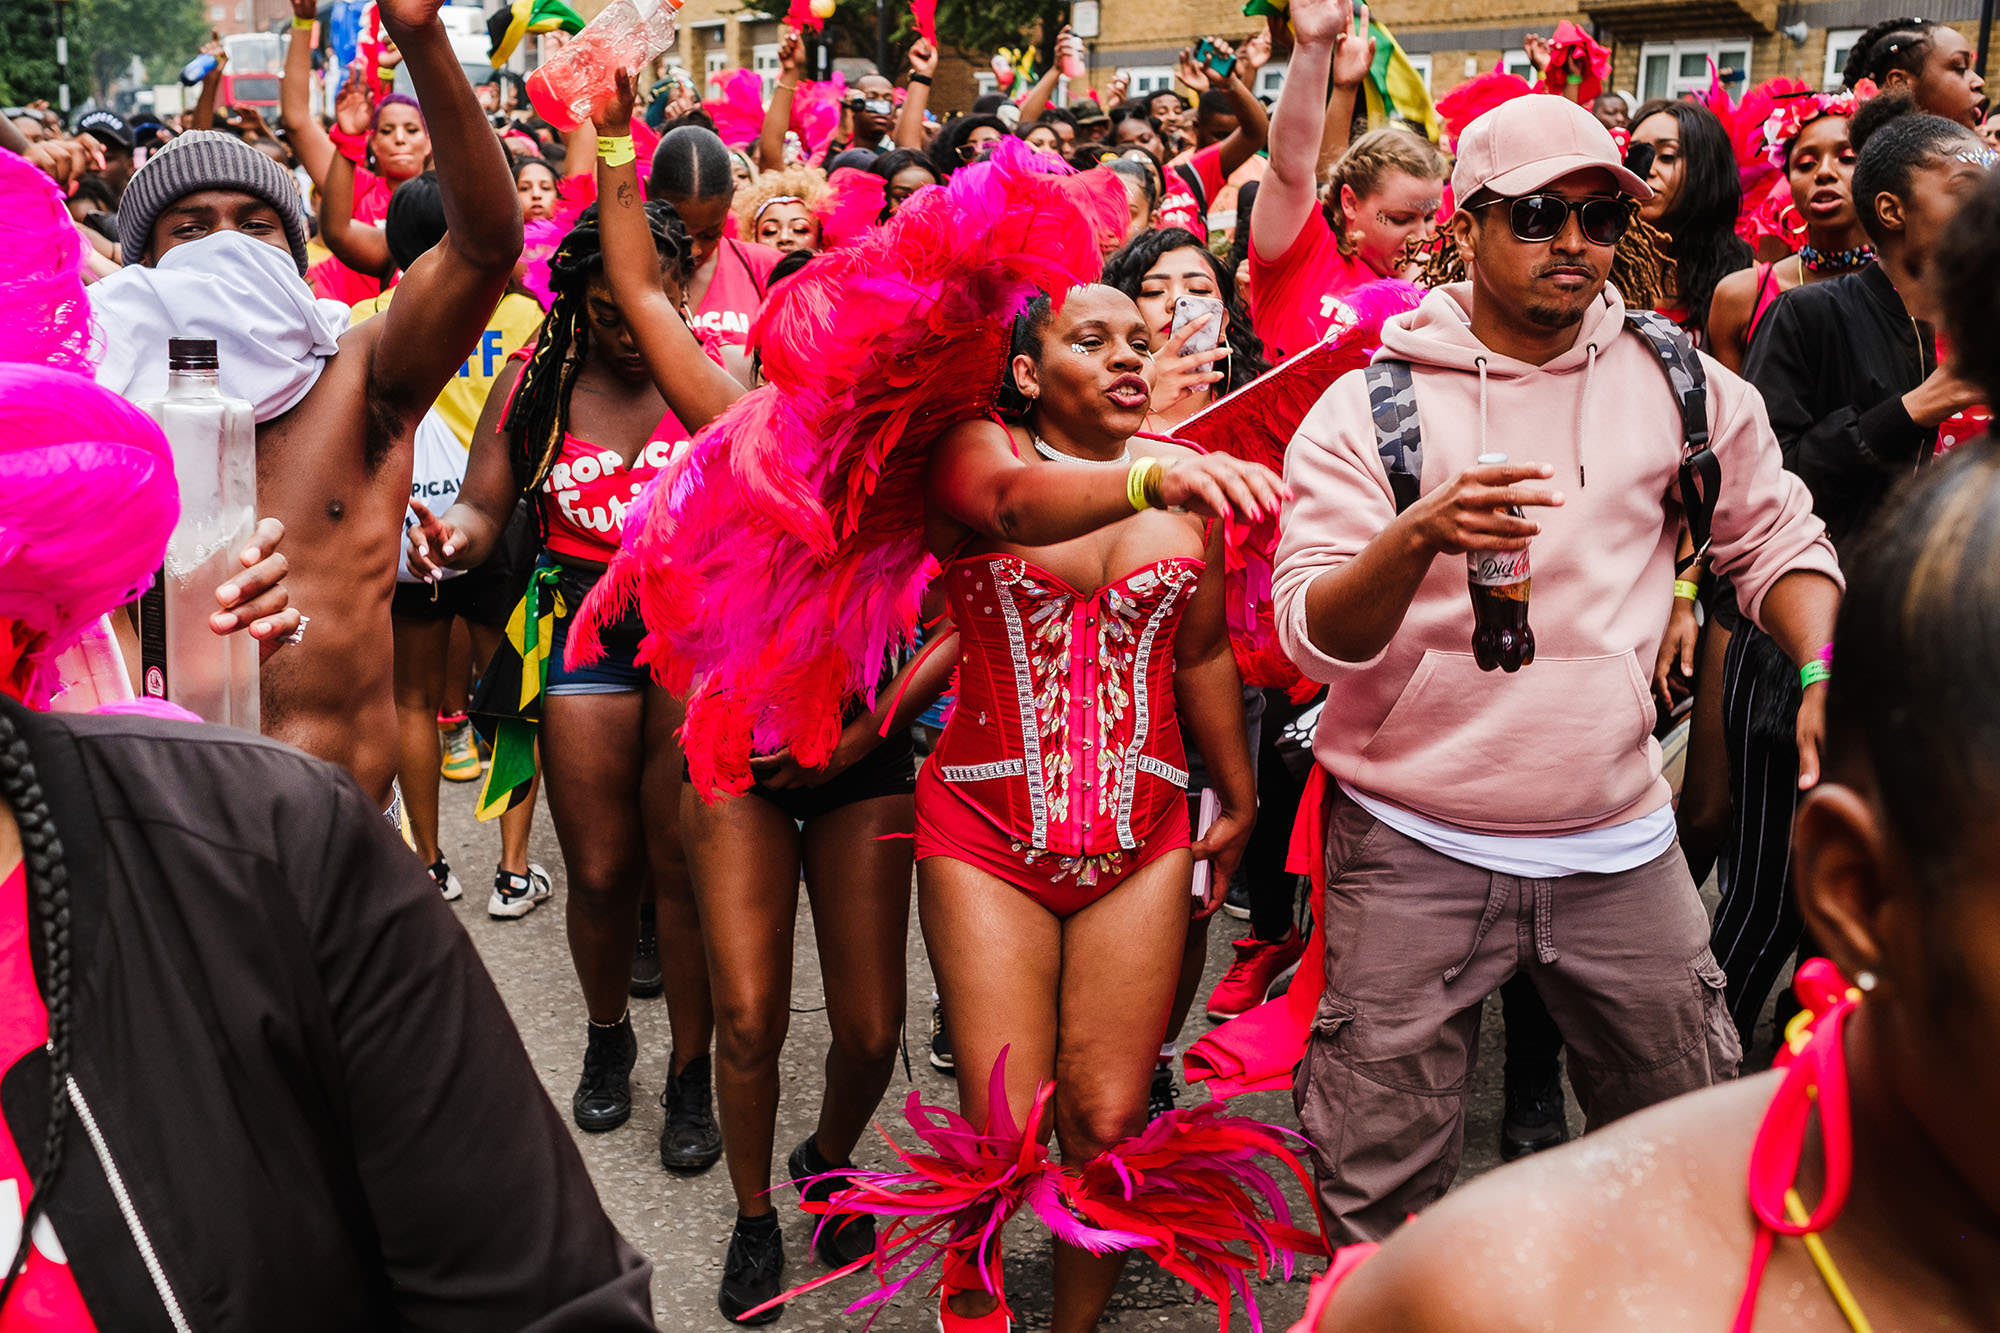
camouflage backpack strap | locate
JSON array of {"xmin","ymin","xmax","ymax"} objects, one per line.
[
  {"xmin": 1364, "ymin": 358, "xmax": 1423, "ymax": 514},
  {"xmin": 1624, "ymin": 310, "xmax": 1719, "ymax": 564}
]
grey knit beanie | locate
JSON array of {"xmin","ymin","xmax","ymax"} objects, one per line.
[{"xmin": 118, "ymin": 130, "xmax": 311, "ymax": 274}]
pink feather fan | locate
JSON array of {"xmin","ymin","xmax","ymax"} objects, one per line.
[
  {"xmin": 571, "ymin": 138, "xmax": 1126, "ymax": 796},
  {"xmin": 705, "ymin": 67, "xmax": 768, "ymax": 149}
]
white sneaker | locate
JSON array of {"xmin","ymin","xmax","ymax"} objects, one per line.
[
  {"xmin": 489, "ymin": 862, "xmax": 553, "ymax": 919},
  {"xmin": 427, "ymin": 857, "xmax": 464, "ymax": 902}
]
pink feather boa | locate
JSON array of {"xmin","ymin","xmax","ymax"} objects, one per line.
[{"xmin": 571, "ymin": 137, "xmax": 1126, "ymax": 797}]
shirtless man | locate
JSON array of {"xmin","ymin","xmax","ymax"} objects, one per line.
[{"xmin": 100, "ymin": 0, "xmax": 520, "ymax": 808}]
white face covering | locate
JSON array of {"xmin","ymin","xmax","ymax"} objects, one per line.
[{"xmin": 90, "ymin": 230, "xmax": 350, "ymax": 423}]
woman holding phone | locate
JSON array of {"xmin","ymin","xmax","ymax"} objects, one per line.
[{"xmin": 1102, "ymin": 226, "xmax": 1270, "ymax": 434}]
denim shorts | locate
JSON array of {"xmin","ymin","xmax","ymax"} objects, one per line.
[{"xmin": 545, "ymin": 561, "xmax": 651, "ymax": 696}]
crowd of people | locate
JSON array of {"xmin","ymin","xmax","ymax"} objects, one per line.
[{"xmin": 2, "ymin": 0, "xmax": 1999, "ymax": 1328}]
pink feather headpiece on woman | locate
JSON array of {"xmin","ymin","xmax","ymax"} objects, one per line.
[{"xmin": 569, "ymin": 137, "xmax": 1127, "ymax": 796}]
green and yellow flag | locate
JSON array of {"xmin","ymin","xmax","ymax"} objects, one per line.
[
  {"xmin": 487, "ymin": 0, "xmax": 585, "ymax": 67},
  {"xmin": 1362, "ymin": 19, "xmax": 1443, "ymax": 143},
  {"xmin": 471, "ymin": 564, "xmax": 564, "ymax": 822}
]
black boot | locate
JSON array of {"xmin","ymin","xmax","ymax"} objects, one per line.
[
  {"xmin": 1499, "ymin": 1060, "xmax": 1570, "ymax": 1162},
  {"xmin": 629, "ymin": 902, "xmax": 663, "ymax": 999},
  {"xmin": 788, "ymin": 1136, "xmax": 877, "ymax": 1269},
  {"xmin": 572, "ymin": 1015, "xmax": 637, "ymax": 1133},
  {"xmin": 718, "ymin": 1212, "xmax": 787, "ymax": 1325},
  {"xmin": 659, "ymin": 1052, "xmax": 723, "ymax": 1173}
]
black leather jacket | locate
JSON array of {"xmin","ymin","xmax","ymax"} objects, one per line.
[{"xmin": 0, "ymin": 700, "xmax": 653, "ymax": 1331}]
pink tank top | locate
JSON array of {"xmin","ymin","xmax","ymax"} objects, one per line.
[
  {"xmin": 540, "ymin": 423, "xmax": 691, "ymax": 564},
  {"xmin": 688, "ymin": 239, "xmax": 780, "ymax": 350}
]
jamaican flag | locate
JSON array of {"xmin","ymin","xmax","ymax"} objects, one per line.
[
  {"xmin": 1239, "ymin": 0, "xmax": 1443, "ymax": 144},
  {"xmin": 488, "ymin": 0, "xmax": 585, "ymax": 66},
  {"xmin": 469, "ymin": 562, "xmax": 563, "ymax": 821}
]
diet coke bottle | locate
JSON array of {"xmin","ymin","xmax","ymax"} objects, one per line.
[{"xmin": 1467, "ymin": 452, "xmax": 1535, "ymax": 673}]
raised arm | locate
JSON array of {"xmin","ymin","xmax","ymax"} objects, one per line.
[
  {"xmin": 363, "ymin": 0, "xmax": 521, "ymax": 423},
  {"xmin": 317, "ymin": 115, "xmax": 394, "ymax": 279},
  {"xmin": 1317, "ymin": 6, "xmax": 1372, "ymax": 181},
  {"xmin": 761, "ymin": 27, "xmax": 806, "ymax": 172},
  {"xmin": 596, "ymin": 72, "xmax": 746, "ymax": 433},
  {"xmin": 1254, "ymin": 0, "xmax": 1350, "ymax": 263},
  {"xmin": 1013, "ymin": 31, "xmax": 1071, "ymax": 125},
  {"xmin": 191, "ymin": 30, "xmax": 227, "ymax": 132},
  {"xmin": 1203, "ymin": 41, "xmax": 1271, "ymax": 178},
  {"xmin": 282, "ymin": 0, "xmax": 336, "ymax": 184},
  {"xmin": 895, "ymin": 37, "xmax": 939, "ymax": 149}
]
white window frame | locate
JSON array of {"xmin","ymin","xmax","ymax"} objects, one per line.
[
  {"xmin": 1406, "ymin": 52, "xmax": 1432, "ymax": 93},
  {"xmin": 1255, "ymin": 60, "xmax": 1287, "ymax": 100},
  {"xmin": 973, "ymin": 71, "xmax": 998, "ymax": 97},
  {"xmin": 1125, "ymin": 65, "xmax": 1177, "ymax": 97},
  {"xmin": 1502, "ymin": 50, "xmax": 1537, "ymax": 82},
  {"xmin": 751, "ymin": 42, "xmax": 780, "ymax": 98},
  {"xmin": 1638, "ymin": 38, "xmax": 1752, "ymax": 103},
  {"xmin": 1823, "ymin": 27, "xmax": 1865, "ymax": 91},
  {"xmin": 704, "ymin": 50, "xmax": 729, "ymax": 88}
]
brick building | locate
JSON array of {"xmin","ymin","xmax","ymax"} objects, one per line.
[{"xmin": 651, "ymin": 0, "xmax": 2000, "ymax": 122}]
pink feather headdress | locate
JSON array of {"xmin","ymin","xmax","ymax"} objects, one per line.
[{"xmin": 569, "ymin": 137, "xmax": 1126, "ymax": 796}]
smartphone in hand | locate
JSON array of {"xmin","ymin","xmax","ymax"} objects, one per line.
[{"xmin": 1172, "ymin": 294, "xmax": 1228, "ymax": 355}]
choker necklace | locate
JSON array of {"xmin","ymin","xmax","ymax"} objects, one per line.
[
  {"xmin": 1033, "ymin": 436, "xmax": 1130, "ymax": 466},
  {"xmin": 1799, "ymin": 243, "xmax": 1874, "ymax": 273}
]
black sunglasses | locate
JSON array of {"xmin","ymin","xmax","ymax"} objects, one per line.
[{"xmin": 1471, "ymin": 193, "xmax": 1635, "ymax": 247}]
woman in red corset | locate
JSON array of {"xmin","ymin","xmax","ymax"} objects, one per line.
[{"xmin": 917, "ymin": 283, "xmax": 1283, "ymax": 1331}]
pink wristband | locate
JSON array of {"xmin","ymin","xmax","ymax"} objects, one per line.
[{"xmin": 329, "ymin": 124, "xmax": 368, "ymax": 163}]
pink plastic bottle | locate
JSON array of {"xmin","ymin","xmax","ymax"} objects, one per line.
[{"xmin": 526, "ymin": 0, "xmax": 685, "ymax": 132}]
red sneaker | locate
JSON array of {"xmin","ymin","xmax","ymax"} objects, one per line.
[
  {"xmin": 938, "ymin": 1253, "xmax": 1010, "ymax": 1332},
  {"xmin": 1205, "ymin": 930, "xmax": 1305, "ymax": 1021}
]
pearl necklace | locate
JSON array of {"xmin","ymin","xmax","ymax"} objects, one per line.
[
  {"xmin": 1033, "ymin": 436, "xmax": 1131, "ymax": 466},
  {"xmin": 1799, "ymin": 243, "xmax": 1874, "ymax": 273}
]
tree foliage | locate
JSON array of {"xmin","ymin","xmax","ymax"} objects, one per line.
[{"xmin": 0, "ymin": 0, "xmax": 208, "ymax": 108}]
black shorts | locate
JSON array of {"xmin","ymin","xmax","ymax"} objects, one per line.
[{"xmin": 686, "ymin": 730, "xmax": 917, "ymax": 823}]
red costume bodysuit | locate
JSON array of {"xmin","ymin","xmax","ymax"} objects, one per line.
[{"xmin": 915, "ymin": 551, "xmax": 1201, "ymax": 916}]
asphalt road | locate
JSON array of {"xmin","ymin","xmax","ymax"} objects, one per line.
[{"xmin": 433, "ymin": 777, "xmax": 1615, "ymax": 1332}]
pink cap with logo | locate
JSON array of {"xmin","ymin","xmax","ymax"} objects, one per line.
[{"xmin": 1450, "ymin": 93, "xmax": 1653, "ymax": 204}]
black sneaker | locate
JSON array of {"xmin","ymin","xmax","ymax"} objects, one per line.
[
  {"xmin": 718, "ymin": 1214, "xmax": 787, "ymax": 1325},
  {"xmin": 425, "ymin": 857, "xmax": 464, "ymax": 902},
  {"xmin": 1222, "ymin": 873, "xmax": 1252, "ymax": 920},
  {"xmin": 1147, "ymin": 1059, "xmax": 1179, "ymax": 1123},
  {"xmin": 572, "ymin": 1016, "xmax": 637, "ymax": 1133},
  {"xmin": 1499, "ymin": 1061, "xmax": 1570, "ymax": 1162},
  {"xmin": 788, "ymin": 1136, "xmax": 877, "ymax": 1269},
  {"xmin": 659, "ymin": 1052, "xmax": 723, "ymax": 1173},
  {"xmin": 629, "ymin": 904, "xmax": 663, "ymax": 999},
  {"xmin": 928, "ymin": 996, "xmax": 954, "ymax": 1071}
]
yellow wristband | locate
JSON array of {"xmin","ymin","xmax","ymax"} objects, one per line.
[
  {"xmin": 291, "ymin": 15, "xmax": 314, "ymax": 29},
  {"xmin": 1126, "ymin": 456, "xmax": 1167, "ymax": 512},
  {"xmin": 1673, "ymin": 579, "xmax": 1701, "ymax": 602},
  {"xmin": 597, "ymin": 134, "xmax": 636, "ymax": 168}
]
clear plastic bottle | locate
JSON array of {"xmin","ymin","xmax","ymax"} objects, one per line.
[
  {"xmin": 135, "ymin": 338, "xmax": 261, "ymax": 730},
  {"xmin": 525, "ymin": 0, "xmax": 685, "ymax": 132}
]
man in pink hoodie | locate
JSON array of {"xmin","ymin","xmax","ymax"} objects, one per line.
[{"xmin": 1271, "ymin": 66, "xmax": 1844, "ymax": 1245}]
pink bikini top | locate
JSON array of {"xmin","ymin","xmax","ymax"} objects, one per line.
[{"xmin": 928, "ymin": 553, "xmax": 1204, "ymax": 859}]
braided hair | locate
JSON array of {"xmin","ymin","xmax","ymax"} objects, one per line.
[
  {"xmin": 1843, "ymin": 17, "xmax": 1937, "ymax": 90},
  {"xmin": 503, "ymin": 201, "xmax": 695, "ymax": 497},
  {"xmin": 1417, "ymin": 214, "xmax": 1673, "ymax": 312},
  {"xmin": 0, "ymin": 709, "xmax": 73, "ymax": 1309}
]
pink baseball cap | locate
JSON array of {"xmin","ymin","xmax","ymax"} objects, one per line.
[{"xmin": 1450, "ymin": 93, "xmax": 1653, "ymax": 204}]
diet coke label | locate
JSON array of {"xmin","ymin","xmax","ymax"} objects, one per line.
[{"xmin": 1467, "ymin": 546, "xmax": 1530, "ymax": 587}]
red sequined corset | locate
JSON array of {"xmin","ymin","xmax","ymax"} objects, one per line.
[{"xmin": 930, "ymin": 553, "xmax": 1203, "ymax": 865}]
